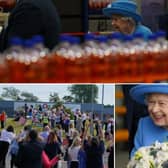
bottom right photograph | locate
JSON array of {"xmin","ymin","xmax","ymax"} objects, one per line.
[{"xmin": 115, "ymin": 84, "xmax": 168, "ymax": 168}]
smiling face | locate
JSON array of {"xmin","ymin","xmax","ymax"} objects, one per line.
[{"xmin": 146, "ymin": 93, "xmax": 168, "ymax": 129}]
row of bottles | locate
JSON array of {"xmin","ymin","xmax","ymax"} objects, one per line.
[
  {"xmin": 0, "ymin": 32, "xmax": 168, "ymax": 83},
  {"xmin": 89, "ymin": 0, "xmax": 111, "ymax": 9}
]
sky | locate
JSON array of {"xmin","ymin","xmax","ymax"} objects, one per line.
[{"xmin": 0, "ymin": 84, "xmax": 115, "ymax": 105}]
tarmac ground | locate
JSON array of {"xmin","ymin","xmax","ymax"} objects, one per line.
[{"xmin": 115, "ymin": 143, "xmax": 129, "ymax": 168}]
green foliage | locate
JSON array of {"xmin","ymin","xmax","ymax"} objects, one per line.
[
  {"xmin": 1, "ymin": 87, "xmax": 39, "ymax": 101},
  {"xmin": 20, "ymin": 92, "xmax": 39, "ymax": 102},
  {"xmin": 64, "ymin": 108, "xmax": 74, "ymax": 120},
  {"xmin": 1, "ymin": 87, "xmax": 21, "ymax": 100},
  {"xmin": 62, "ymin": 95, "xmax": 74, "ymax": 103},
  {"xmin": 49, "ymin": 92, "xmax": 60, "ymax": 102},
  {"xmin": 52, "ymin": 101, "xmax": 63, "ymax": 109},
  {"xmin": 68, "ymin": 84, "xmax": 98, "ymax": 103}
]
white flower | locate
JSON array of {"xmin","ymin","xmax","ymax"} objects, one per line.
[{"xmin": 127, "ymin": 141, "xmax": 168, "ymax": 168}]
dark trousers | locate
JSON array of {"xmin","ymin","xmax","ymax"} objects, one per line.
[
  {"xmin": 10, "ymin": 154, "xmax": 17, "ymax": 168},
  {"xmin": 70, "ymin": 161, "xmax": 79, "ymax": 168},
  {"xmin": 1, "ymin": 121, "xmax": 4, "ymax": 129},
  {"xmin": 0, "ymin": 141, "xmax": 10, "ymax": 167}
]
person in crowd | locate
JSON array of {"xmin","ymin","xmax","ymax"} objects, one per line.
[
  {"xmin": 50, "ymin": 111, "xmax": 56, "ymax": 129},
  {"xmin": 129, "ymin": 84, "xmax": 168, "ymax": 157},
  {"xmin": 68, "ymin": 123, "xmax": 76, "ymax": 143},
  {"xmin": 44, "ymin": 131, "xmax": 62, "ymax": 168},
  {"xmin": 105, "ymin": 132, "xmax": 114, "ymax": 168},
  {"xmin": 0, "ymin": 125, "xmax": 15, "ymax": 167},
  {"xmin": 0, "ymin": 0, "xmax": 61, "ymax": 52},
  {"xmin": 78, "ymin": 145, "xmax": 86, "ymax": 168},
  {"xmin": 64, "ymin": 114, "xmax": 70, "ymax": 134},
  {"xmin": 76, "ymin": 114, "xmax": 83, "ymax": 133},
  {"xmin": 9, "ymin": 125, "xmax": 31, "ymax": 168},
  {"xmin": 39, "ymin": 125, "xmax": 50, "ymax": 143},
  {"xmin": 55, "ymin": 124, "xmax": 63, "ymax": 144},
  {"xmin": 83, "ymin": 121, "xmax": 105, "ymax": 168},
  {"xmin": 68, "ymin": 136, "xmax": 81, "ymax": 168},
  {"xmin": 24, "ymin": 104, "xmax": 28, "ymax": 117},
  {"xmin": 42, "ymin": 113, "xmax": 49, "ymax": 128},
  {"xmin": 0, "ymin": 111, "xmax": 7, "ymax": 129},
  {"xmin": 16, "ymin": 129, "xmax": 44, "ymax": 168},
  {"xmin": 9, "ymin": 137, "xmax": 19, "ymax": 168},
  {"xmin": 17, "ymin": 125, "xmax": 31, "ymax": 140}
]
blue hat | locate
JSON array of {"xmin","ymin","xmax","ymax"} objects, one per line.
[
  {"xmin": 130, "ymin": 84, "xmax": 168, "ymax": 104},
  {"xmin": 103, "ymin": 0, "xmax": 141, "ymax": 22}
]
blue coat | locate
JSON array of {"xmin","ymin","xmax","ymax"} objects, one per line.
[
  {"xmin": 131, "ymin": 116, "xmax": 168, "ymax": 157},
  {"xmin": 134, "ymin": 24, "xmax": 152, "ymax": 39}
]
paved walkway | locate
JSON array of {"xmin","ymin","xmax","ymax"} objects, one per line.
[{"xmin": 116, "ymin": 148, "xmax": 129, "ymax": 168}]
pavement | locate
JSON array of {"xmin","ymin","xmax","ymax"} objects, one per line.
[{"xmin": 115, "ymin": 144, "xmax": 129, "ymax": 168}]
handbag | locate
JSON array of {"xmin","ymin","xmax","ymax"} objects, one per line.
[{"xmin": 57, "ymin": 160, "xmax": 68, "ymax": 168}]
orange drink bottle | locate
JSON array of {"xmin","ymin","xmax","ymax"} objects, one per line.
[
  {"xmin": 107, "ymin": 33, "xmax": 123, "ymax": 81},
  {"xmin": 155, "ymin": 31, "xmax": 168, "ymax": 75},
  {"xmin": 131, "ymin": 33, "xmax": 147, "ymax": 80},
  {"xmin": 82, "ymin": 33, "xmax": 98, "ymax": 82},
  {"xmin": 91, "ymin": 35, "xmax": 109, "ymax": 82},
  {"xmin": 0, "ymin": 56, "xmax": 9, "ymax": 82},
  {"xmin": 49, "ymin": 35, "xmax": 72, "ymax": 82},
  {"xmin": 120, "ymin": 35, "xmax": 134, "ymax": 82},
  {"xmin": 4, "ymin": 37, "xmax": 26, "ymax": 82},
  {"xmin": 144, "ymin": 34, "xmax": 158, "ymax": 79}
]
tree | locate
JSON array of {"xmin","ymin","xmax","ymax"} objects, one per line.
[
  {"xmin": 68, "ymin": 85, "xmax": 98, "ymax": 103},
  {"xmin": 20, "ymin": 92, "xmax": 39, "ymax": 102},
  {"xmin": 0, "ymin": 96, "xmax": 4, "ymax": 100},
  {"xmin": 1, "ymin": 87, "xmax": 21, "ymax": 100},
  {"xmin": 62, "ymin": 95, "xmax": 74, "ymax": 103},
  {"xmin": 49, "ymin": 92, "xmax": 60, "ymax": 102}
]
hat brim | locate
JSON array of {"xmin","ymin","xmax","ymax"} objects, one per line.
[
  {"xmin": 103, "ymin": 7, "xmax": 141, "ymax": 22},
  {"xmin": 130, "ymin": 84, "xmax": 168, "ymax": 105}
]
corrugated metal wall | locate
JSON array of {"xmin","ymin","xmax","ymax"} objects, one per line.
[{"xmin": 0, "ymin": 101, "xmax": 14, "ymax": 117}]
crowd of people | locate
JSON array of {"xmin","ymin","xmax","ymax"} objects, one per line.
[{"xmin": 0, "ymin": 104, "xmax": 114, "ymax": 168}]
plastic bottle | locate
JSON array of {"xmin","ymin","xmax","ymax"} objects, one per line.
[
  {"xmin": 121, "ymin": 35, "xmax": 134, "ymax": 81},
  {"xmin": 131, "ymin": 33, "xmax": 147, "ymax": 79},
  {"xmin": 65, "ymin": 36, "xmax": 84, "ymax": 82},
  {"xmin": 47, "ymin": 35, "xmax": 72, "ymax": 82},
  {"xmin": 154, "ymin": 31, "xmax": 168, "ymax": 76},
  {"xmin": 31, "ymin": 35, "xmax": 49, "ymax": 58},
  {"xmin": 107, "ymin": 32, "xmax": 123, "ymax": 80},
  {"xmin": 4, "ymin": 37, "xmax": 25, "ymax": 82},
  {"xmin": 31, "ymin": 35, "xmax": 49, "ymax": 82},
  {"xmin": 0, "ymin": 56, "xmax": 9, "ymax": 82},
  {"xmin": 93, "ymin": 35, "xmax": 109, "ymax": 82},
  {"xmin": 144, "ymin": 34, "xmax": 159, "ymax": 80},
  {"xmin": 83, "ymin": 33, "xmax": 98, "ymax": 82}
]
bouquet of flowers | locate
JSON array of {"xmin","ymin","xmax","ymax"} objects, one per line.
[{"xmin": 127, "ymin": 141, "xmax": 168, "ymax": 168}]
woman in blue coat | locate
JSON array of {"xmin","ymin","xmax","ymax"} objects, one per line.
[{"xmin": 129, "ymin": 84, "xmax": 168, "ymax": 157}]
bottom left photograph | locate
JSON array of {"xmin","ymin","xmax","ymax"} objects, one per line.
[{"xmin": 0, "ymin": 84, "xmax": 114, "ymax": 168}]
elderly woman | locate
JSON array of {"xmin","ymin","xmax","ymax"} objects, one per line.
[
  {"xmin": 103, "ymin": 0, "xmax": 152, "ymax": 37},
  {"xmin": 129, "ymin": 84, "xmax": 168, "ymax": 157}
]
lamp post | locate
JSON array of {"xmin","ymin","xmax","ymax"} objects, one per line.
[{"xmin": 101, "ymin": 84, "xmax": 104, "ymax": 121}]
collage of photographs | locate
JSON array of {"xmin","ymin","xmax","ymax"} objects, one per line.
[{"xmin": 0, "ymin": 0, "xmax": 168, "ymax": 168}]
